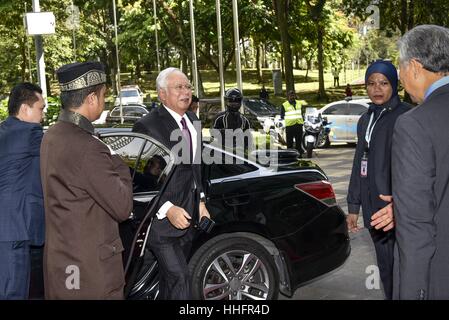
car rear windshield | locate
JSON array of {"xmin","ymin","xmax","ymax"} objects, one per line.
[
  {"xmin": 120, "ymin": 90, "xmax": 139, "ymax": 97},
  {"xmin": 245, "ymin": 100, "xmax": 278, "ymax": 116},
  {"xmin": 111, "ymin": 107, "xmax": 147, "ymax": 117}
]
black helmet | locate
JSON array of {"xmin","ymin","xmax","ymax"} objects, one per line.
[
  {"xmin": 224, "ymin": 88, "xmax": 242, "ymax": 112},
  {"xmin": 225, "ymin": 88, "xmax": 242, "ymax": 104}
]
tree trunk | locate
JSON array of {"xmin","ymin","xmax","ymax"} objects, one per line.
[
  {"xmin": 241, "ymin": 38, "xmax": 248, "ymax": 68},
  {"xmin": 136, "ymin": 51, "xmax": 142, "ymax": 79},
  {"xmin": 273, "ymin": 0, "xmax": 295, "ymax": 93},
  {"xmin": 20, "ymin": 37, "xmax": 27, "ymax": 82},
  {"xmin": 262, "ymin": 43, "xmax": 268, "ymax": 68},
  {"xmin": 197, "ymin": 70, "xmax": 206, "ymax": 98},
  {"xmin": 181, "ymin": 51, "xmax": 188, "ymax": 75},
  {"xmin": 305, "ymin": 59, "xmax": 311, "ymax": 81},
  {"xmin": 400, "ymin": 0, "xmax": 408, "ymax": 34},
  {"xmin": 317, "ymin": 26, "xmax": 326, "ymax": 100},
  {"xmin": 408, "ymin": 0, "xmax": 415, "ymax": 30},
  {"xmin": 256, "ymin": 43, "xmax": 263, "ymax": 83},
  {"xmin": 295, "ymin": 51, "xmax": 301, "ymax": 69}
]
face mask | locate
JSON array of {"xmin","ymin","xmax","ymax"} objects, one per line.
[
  {"xmin": 227, "ymin": 99, "xmax": 241, "ymax": 112},
  {"xmin": 227, "ymin": 103, "xmax": 241, "ymax": 112},
  {"xmin": 288, "ymin": 98, "xmax": 296, "ymax": 104}
]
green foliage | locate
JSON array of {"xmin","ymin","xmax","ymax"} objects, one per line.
[
  {"xmin": 1, "ymin": 0, "xmax": 429, "ymax": 100},
  {"xmin": 44, "ymin": 96, "xmax": 62, "ymax": 127},
  {"xmin": 0, "ymin": 98, "xmax": 8, "ymax": 121}
]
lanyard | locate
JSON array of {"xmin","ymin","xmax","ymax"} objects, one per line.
[{"xmin": 364, "ymin": 108, "xmax": 386, "ymax": 149}]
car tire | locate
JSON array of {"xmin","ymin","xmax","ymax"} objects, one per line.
[{"xmin": 188, "ymin": 236, "xmax": 279, "ymax": 300}]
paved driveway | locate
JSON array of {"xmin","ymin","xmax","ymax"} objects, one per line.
[{"xmin": 282, "ymin": 145, "xmax": 385, "ymax": 300}]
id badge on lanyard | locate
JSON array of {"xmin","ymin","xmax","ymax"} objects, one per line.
[
  {"xmin": 360, "ymin": 151, "xmax": 368, "ymax": 178},
  {"xmin": 361, "ymin": 110, "xmax": 383, "ymax": 178}
]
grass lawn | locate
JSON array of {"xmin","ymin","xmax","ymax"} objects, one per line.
[{"xmin": 117, "ymin": 67, "xmax": 369, "ymax": 110}]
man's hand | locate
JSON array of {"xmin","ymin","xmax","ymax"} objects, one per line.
[
  {"xmin": 199, "ymin": 202, "xmax": 210, "ymax": 220},
  {"xmin": 166, "ymin": 205, "xmax": 191, "ymax": 229},
  {"xmin": 346, "ymin": 213, "xmax": 361, "ymax": 233},
  {"xmin": 370, "ymin": 195, "xmax": 394, "ymax": 232}
]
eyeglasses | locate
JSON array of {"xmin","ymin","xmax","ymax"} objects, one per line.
[
  {"xmin": 167, "ymin": 84, "xmax": 194, "ymax": 91},
  {"xmin": 366, "ymin": 80, "xmax": 390, "ymax": 88}
]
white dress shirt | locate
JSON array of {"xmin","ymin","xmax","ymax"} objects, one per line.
[{"xmin": 157, "ymin": 105, "xmax": 199, "ymax": 220}]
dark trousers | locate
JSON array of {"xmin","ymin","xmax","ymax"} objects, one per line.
[
  {"xmin": 369, "ymin": 228, "xmax": 395, "ymax": 300},
  {"xmin": 334, "ymin": 77, "xmax": 339, "ymax": 87},
  {"xmin": 149, "ymin": 227, "xmax": 195, "ymax": 300},
  {"xmin": 286, "ymin": 124, "xmax": 303, "ymax": 155},
  {"xmin": 0, "ymin": 241, "xmax": 31, "ymax": 299},
  {"xmin": 29, "ymin": 245, "xmax": 44, "ymax": 299}
]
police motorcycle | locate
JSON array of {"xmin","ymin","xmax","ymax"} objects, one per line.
[
  {"xmin": 301, "ymin": 107, "xmax": 331, "ymax": 158},
  {"xmin": 263, "ymin": 115, "xmax": 286, "ymax": 146},
  {"xmin": 263, "ymin": 108, "xmax": 330, "ymax": 158}
]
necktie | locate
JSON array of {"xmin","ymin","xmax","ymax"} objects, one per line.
[{"xmin": 180, "ymin": 117, "xmax": 193, "ymax": 163}]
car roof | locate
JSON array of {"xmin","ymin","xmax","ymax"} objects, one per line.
[
  {"xmin": 112, "ymin": 103, "xmax": 147, "ymax": 108},
  {"xmin": 321, "ymin": 98, "xmax": 371, "ymax": 110},
  {"xmin": 112, "ymin": 104, "xmax": 147, "ymax": 109}
]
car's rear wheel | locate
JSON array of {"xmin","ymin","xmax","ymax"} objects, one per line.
[{"xmin": 189, "ymin": 236, "xmax": 279, "ymax": 300}]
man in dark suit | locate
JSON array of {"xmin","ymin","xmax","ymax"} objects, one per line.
[
  {"xmin": 391, "ymin": 25, "xmax": 449, "ymax": 299},
  {"xmin": 0, "ymin": 83, "xmax": 45, "ymax": 299},
  {"xmin": 133, "ymin": 67, "xmax": 210, "ymax": 300}
]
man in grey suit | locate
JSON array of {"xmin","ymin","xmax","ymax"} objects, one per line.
[{"xmin": 392, "ymin": 24, "xmax": 449, "ymax": 299}]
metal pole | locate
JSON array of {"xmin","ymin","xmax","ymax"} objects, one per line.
[
  {"xmin": 70, "ymin": 0, "xmax": 76, "ymax": 61},
  {"xmin": 216, "ymin": 0, "xmax": 225, "ymax": 111},
  {"xmin": 71, "ymin": 1, "xmax": 76, "ymax": 61},
  {"xmin": 25, "ymin": 2, "xmax": 32, "ymax": 82},
  {"xmin": 112, "ymin": 0, "xmax": 123, "ymax": 124},
  {"xmin": 153, "ymin": 0, "xmax": 161, "ymax": 72},
  {"xmin": 32, "ymin": 0, "xmax": 47, "ymax": 107},
  {"xmin": 72, "ymin": 29, "xmax": 76, "ymax": 61},
  {"xmin": 189, "ymin": 0, "xmax": 198, "ymax": 100},
  {"xmin": 231, "ymin": 0, "xmax": 242, "ymax": 95}
]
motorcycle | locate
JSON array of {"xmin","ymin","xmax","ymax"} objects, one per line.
[
  {"xmin": 263, "ymin": 109, "xmax": 331, "ymax": 158},
  {"xmin": 263, "ymin": 115, "xmax": 286, "ymax": 146},
  {"xmin": 301, "ymin": 108, "xmax": 331, "ymax": 158}
]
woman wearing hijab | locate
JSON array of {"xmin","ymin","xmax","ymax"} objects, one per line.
[{"xmin": 346, "ymin": 60, "xmax": 411, "ymax": 299}]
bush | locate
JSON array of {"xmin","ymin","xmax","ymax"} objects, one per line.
[
  {"xmin": 44, "ymin": 96, "xmax": 62, "ymax": 126},
  {"xmin": 0, "ymin": 98, "xmax": 8, "ymax": 121}
]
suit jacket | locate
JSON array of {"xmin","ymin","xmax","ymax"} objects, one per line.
[
  {"xmin": 40, "ymin": 114, "xmax": 133, "ymax": 299},
  {"xmin": 0, "ymin": 116, "xmax": 44, "ymax": 245},
  {"xmin": 347, "ymin": 95, "xmax": 411, "ymax": 227},
  {"xmin": 132, "ymin": 105, "xmax": 203, "ymax": 237},
  {"xmin": 392, "ymin": 83, "xmax": 449, "ymax": 299}
]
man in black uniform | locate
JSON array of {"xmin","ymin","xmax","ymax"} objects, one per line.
[
  {"xmin": 212, "ymin": 88, "xmax": 251, "ymax": 154},
  {"xmin": 213, "ymin": 88, "xmax": 250, "ymax": 131}
]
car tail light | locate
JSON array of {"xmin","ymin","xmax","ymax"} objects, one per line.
[{"xmin": 295, "ymin": 181, "xmax": 337, "ymax": 206}]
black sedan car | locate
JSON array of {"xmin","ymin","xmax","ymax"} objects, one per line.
[
  {"xmin": 199, "ymin": 98, "xmax": 279, "ymax": 129},
  {"xmin": 93, "ymin": 130, "xmax": 350, "ymax": 300},
  {"xmin": 105, "ymin": 104, "xmax": 150, "ymax": 125}
]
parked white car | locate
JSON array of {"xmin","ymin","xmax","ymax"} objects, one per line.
[
  {"xmin": 115, "ymin": 85, "xmax": 144, "ymax": 106},
  {"xmin": 318, "ymin": 98, "xmax": 371, "ymax": 145}
]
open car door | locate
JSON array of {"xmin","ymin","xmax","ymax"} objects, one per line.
[{"xmin": 99, "ymin": 131, "xmax": 175, "ymax": 300}]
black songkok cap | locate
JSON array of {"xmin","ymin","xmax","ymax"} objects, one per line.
[{"xmin": 56, "ymin": 61, "xmax": 106, "ymax": 92}]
